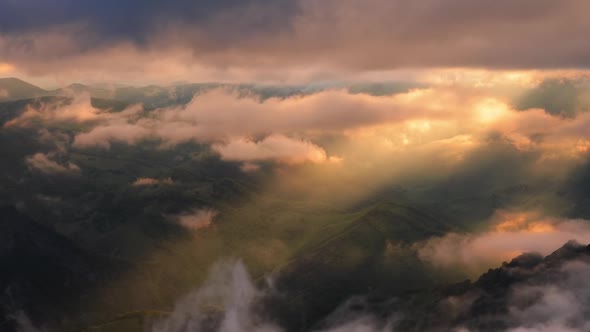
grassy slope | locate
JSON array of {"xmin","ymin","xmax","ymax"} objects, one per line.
[{"xmin": 70, "ymin": 192, "xmax": 456, "ymax": 331}]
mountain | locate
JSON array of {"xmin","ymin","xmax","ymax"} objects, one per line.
[
  {"xmin": 0, "ymin": 78, "xmax": 426, "ymax": 107},
  {"xmin": 50, "ymin": 83, "xmax": 114, "ymax": 99},
  {"xmin": 302, "ymin": 240, "xmax": 590, "ymax": 332},
  {"xmin": 81, "ymin": 240, "xmax": 590, "ymax": 332},
  {"xmin": 0, "ymin": 78, "xmax": 51, "ymax": 101},
  {"xmin": 0, "ymin": 206, "xmax": 124, "ymax": 332},
  {"xmin": 265, "ymin": 201, "xmax": 455, "ymax": 330}
]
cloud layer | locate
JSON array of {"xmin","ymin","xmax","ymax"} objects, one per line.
[
  {"xmin": 10, "ymin": 78, "xmax": 590, "ymax": 187},
  {"xmin": 3, "ymin": 1, "xmax": 590, "ymax": 83}
]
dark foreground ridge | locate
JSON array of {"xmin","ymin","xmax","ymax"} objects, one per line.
[
  {"xmin": 300, "ymin": 240, "xmax": 590, "ymax": 332},
  {"xmin": 0, "ymin": 206, "xmax": 125, "ymax": 332},
  {"xmin": 1, "ymin": 201, "xmax": 589, "ymax": 332}
]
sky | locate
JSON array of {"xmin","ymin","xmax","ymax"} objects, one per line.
[{"xmin": 2, "ymin": 0, "xmax": 590, "ymax": 86}]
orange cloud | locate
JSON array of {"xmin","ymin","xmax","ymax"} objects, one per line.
[
  {"xmin": 26, "ymin": 152, "xmax": 80, "ymax": 174},
  {"xmin": 171, "ymin": 209, "xmax": 218, "ymax": 232},
  {"xmin": 0, "ymin": 62, "xmax": 15, "ymax": 74},
  {"xmin": 212, "ymin": 135, "xmax": 330, "ymax": 165},
  {"xmin": 8, "ymin": 79, "xmax": 590, "ymax": 208},
  {"xmin": 494, "ymin": 211, "xmax": 557, "ymax": 233},
  {"xmin": 416, "ymin": 211, "xmax": 590, "ymax": 275},
  {"xmin": 4, "ymin": 93, "xmax": 102, "ymax": 127},
  {"xmin": 132, "ymin": 177, "xmax": 174, "ymax": 186}
]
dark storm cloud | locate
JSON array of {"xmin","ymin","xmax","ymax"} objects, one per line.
[
  {"xmin": 514, "ymin": 78, "xmax": 590, "ymax": 118},
  {"xmin": 3, "ymin": 0, "xmax": 590, "ymax": 83},
  {"xmin": 0, "ymin": 0, "xmax": 297, "ymax": 46}
]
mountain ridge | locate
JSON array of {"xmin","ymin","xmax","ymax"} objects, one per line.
[{"xmin": 0, "ymin": 78, "xmax": 49, "ymax": 101}]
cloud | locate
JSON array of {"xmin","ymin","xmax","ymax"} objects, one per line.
[
  {"xmin": 37, "ymin": 128, "xmax": 71, "ymax": 153},
  {"xmin": 10, "ymin": 82, "xmax": 590, "ymax": 207},
  {"xmin": 3, "ymin": 1, "xmax": 590, "ymax": 83},
  {"xmin": 67, "ymin": 86, "xmax": 486, "ymax": 148},
  {"xmin": 4, "ymin": 94, "xmax": 102, "ymax": 127},
  {"xmin": 152, "ymin": 260, "xmax": 282, "ymax": 332},
  {"xmin": 0, "ymin": 0, "xmax": 296, "ymax": 47},
  {"xmin": 53, "ymin": 83, "xmax": 590, "ymax": 205},
  {"xmin": 73, "ymin": 122, "xmax": 150, "ymax": 149},
  {"xmin": 504, "ymin": 260, "xmax": 590, "ymax": 332},
  {"xmin": 240, "ymin": 162, "xmax": 261, "ymax": 173},
  {"xmin": 315, "ymin": 318, "xmax": 388, "ymax": 332},
  {"xmin": 0, "ymin": 62, "xmax": 15, "ymax": 75},
  {"xmin": 11, "ymin": 78, "xmax": 590, "ymax": 166},
  {"xmin": 416, "ymin": 211, "xmax": 590, "ymax": 274},
  {"xmin": 171, "ymin": 209, "xmax": 218, "ymax": 232},
  {"xmin": 62, "ymin": 87, "xmax": 478, "ymax": 172},
  {"xmin": 12, "ymin": 311, "xmax": 46, "ymax": 332},
  {"xmin": 70, "ymin": 87, "xmax": 438, "ymax": 151},
  {"xmin": 212, "ymin": 135, "xmax": 329, "ymax": 164},
  {"xmin": 25, "ymin": 152, "xmax": 80, "ymax": 174},
  {"xmin": 151, "ymin": 88, "xmax": 440, "ymax": 141},
  {"xmin": 513, "ymin": 77, "xmax": 590, "ymax": 118},
  {"xmin": 132, "ymin": 177, "xmax": 174, "ymax": 186},
  {"xmin": 286, "ymin": 0, "xmax": 590, "ymax": 70}
]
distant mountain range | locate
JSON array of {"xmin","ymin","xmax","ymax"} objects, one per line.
[
  {"xmin": 0, "ymin": 77, "xmax": 425, "ymax": 109},
  {"xmin": 0, "ymin": 78, "xmax": 50, "ymax": 101},
  {"xmin": 0, "ymin": 77, "xmax": 218, "ymax": 108}
]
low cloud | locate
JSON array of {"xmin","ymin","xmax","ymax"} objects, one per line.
[
  {"xmin": 4, "ymin": 94, "xmax": 102, "ymax": 127},
  {"xmin": 21, "ymin": 84, "xmax": 589, "ymax": 163},
  {"xmin": 73, "ymin": 122, "xmax": 150, "ymax": 149},
  {"xmin": 12, "ymin": 311, "xmax": 46, "ymax": 332},
  {"xmin": 9, "ymin": 82, "xmax": 590, "ymax": 207},
  {"xmin": 240, "ymin": 162, "xmax": 262, "ymax": 173},
  {"xmin": 416, "ymin": 211, "xmax": 590, "ymax": 274},
  {"xmin": 54, "ymin": 84, "xmax": 590, "ymax": 204},
  {"xmin": 504, "ymin": 260, "xmax": 590, "ymax": 332},
  {"xmin": 152, "ymin": 260, "xmax": 390, "ymax": 332},
  {"xmin": 212, "ymin": 135, "xmax": 330, "ymax": 165},
  {"xmin": 152, "ymin": 260, "xmax": 281, "ymax": 332},
  {"xmin": 433, "ymin": 255, "xmax": 590, "ymax": 332},
  {"xmin": 132, "ymin": 177, "xmax": 174, "ymax": 186},
  {"xmin": 171, "ymin": 209, "xmax": 218, "ymax": 232},
  {"xmin": 36, "ymin": 128, "xmax": 71, "ymax": 153},
  {"xmin": 25, "ymin": 152, "xmax": 80, "ymax": 175}
]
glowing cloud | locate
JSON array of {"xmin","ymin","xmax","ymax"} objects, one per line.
[
  {"xmin": 416, "ymin": 211, "xmax": 590, "ymax": 274},
  {"xmin": 212, "ymin": 135, "xmax": 329, "ymax": 165},
  {"xmin": 172, "ymin": 209, "xmax": 218, "ymax": 232},
  {"xmin": 132, "ymin": 177, "xmax": 174, "ymax": 186},
  {"xmin": 4, "ymin": 94, "xmax": 101, "ymax": 127},
  {"xmin": 25, "ymin": 152, "xmax": 80, "ymax": 174}
]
